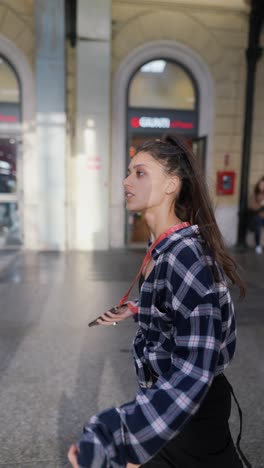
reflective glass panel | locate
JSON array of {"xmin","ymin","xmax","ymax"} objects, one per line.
[
  {"xmin": 129, "ymin": 60, "xmax": 196, "ymax": 110},
  {"xmin": 0, "ymin": 202, "xmax": 21, "ymax": 247},
  {"xmin": 0, "ymin": 56, "xmax": 19, "ymax": 103},
  {"xmin": 0, "ymin": 56, "xmax": 21, "ymax": 125}
]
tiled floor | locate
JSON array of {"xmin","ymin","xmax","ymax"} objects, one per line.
[{"xmin": 0, "ymin": 248, "xmax": 263, "ymax": 467}]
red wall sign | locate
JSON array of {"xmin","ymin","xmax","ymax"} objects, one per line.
[{"xmin": 128, "ymin": 108, "xmax": 197, "ymax": 135}]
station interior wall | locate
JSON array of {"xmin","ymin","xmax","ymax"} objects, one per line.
[{"xmin": 0, "ymin": 0, "xmax": 264, "ymax": 247}]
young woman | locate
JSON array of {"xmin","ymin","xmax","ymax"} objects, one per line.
[
  {"xmin": 249, "ymin": 176, "xmax": 264, "ymax": 254},
  {"xmin": 68, "ymin": 135, "xmax": 248, "ymax": 468}
]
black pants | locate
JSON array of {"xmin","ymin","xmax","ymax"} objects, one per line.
[{"xmin": 141, "ymin": 375, "xmax": 243, "ymax": 468}]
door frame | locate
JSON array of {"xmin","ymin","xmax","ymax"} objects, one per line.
[{"xmin": 191, "ymin": 135, "xmax": 207, "ymax": 171}]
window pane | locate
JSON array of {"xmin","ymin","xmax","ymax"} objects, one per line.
[
  {"xmin": 0, "ymin": 202, "xmax": 21, "ymax": 247},
  {"xmin": 0, "ymin": 56, "xmax": 21, "ymax": 124},
  {"xmin": 0, "ymin": 57, "xmax": 19, "ymax": 103},
  {"xmin": 129, "ymin": 60, "xmax": 196, "ymax": 110}
]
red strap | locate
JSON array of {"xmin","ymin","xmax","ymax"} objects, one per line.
[{"xmin": 118, "ymin": 222, "xmax": 190, "ymax": 310}]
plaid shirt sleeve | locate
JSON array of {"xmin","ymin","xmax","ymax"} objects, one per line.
[{"xmin": 76, "ymin": 246, "xmax": 227, "ymax": 467}]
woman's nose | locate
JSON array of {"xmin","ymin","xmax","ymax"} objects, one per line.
[{"xmin": 123, "ymin": 175, "xmax": 131, "ymax": 187}]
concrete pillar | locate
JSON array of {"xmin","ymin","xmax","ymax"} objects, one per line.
[
  {"xmin": 73, "ymin": 0, "xmax": 111, "ymax": 250},
  {"xmin": 35, "ymin": 0, "xmax": 66, "ymax": 250}
]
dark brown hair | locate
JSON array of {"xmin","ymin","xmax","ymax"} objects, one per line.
[{"xmin": 135, "ymin": 134, "xmax": 246, "ymax": 297}]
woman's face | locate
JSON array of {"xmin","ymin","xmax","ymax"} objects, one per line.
[{"xmin": 123, "ymin": 151, "xmax": 178, "ymax": 213}]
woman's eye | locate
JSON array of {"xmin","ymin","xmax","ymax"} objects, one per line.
[{"xmin": 136, "ymin": 171, "xmax": 145, "ymax": 177}]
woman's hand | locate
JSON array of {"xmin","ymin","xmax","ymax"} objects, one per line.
[
  {"xmin": 68, "ymin": 444, "xmax": 79, "ymax": 468},
  {"xmin": 68, "ymin": 443, "xmax": 140, "ymax": 468},
  {"xmin": 97, "ymin": 305, "xmax": 133, "ymax": 326},
  {"xmin": 68, "ymin": 444, "xmax": 140, "ymax": 468}
]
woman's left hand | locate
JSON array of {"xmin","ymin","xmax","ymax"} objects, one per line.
[
  {"xmin": 68, "ymin": 444, "xmax": 140, "ymax": 468},
  {"xmin": 97, "ymin": 305, "xmax": 133, "ymax": 326},
  {"xmin": 68, "ymin": 444, "xmax": 79, "ymax": 468}
]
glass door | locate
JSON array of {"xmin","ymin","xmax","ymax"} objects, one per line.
[
  {"xmin": 191, "ymin": 136, "xmax": 207, "ymax": 171},
  {"xmin": 0, "ymin": 55, "xmax": 22, "ymax": 248},
  {"xmin": 0, "ymin": 135, "xmax": 22, "ymax": 248}
]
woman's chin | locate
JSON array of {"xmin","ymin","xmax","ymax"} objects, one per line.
[
  {"xmin": 127, "ymin": 207, "xmax": 138, "ymax": 213},
  {"xmin": 126, "ymin": 204, "xmax": 145, "ymax": 212},
  {"xmin": 125, "ymin": 201, "xmax": 138, "ymax": 211}
]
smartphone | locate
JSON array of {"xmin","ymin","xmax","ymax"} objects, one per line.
[{"xmin": 88, "ymin": 305, "xmax": 126, "ymax": 327}]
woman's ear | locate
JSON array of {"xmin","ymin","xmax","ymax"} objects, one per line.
[{"xmin": 165, "ymin": 176, "xmax": 180, "ymax": 195}]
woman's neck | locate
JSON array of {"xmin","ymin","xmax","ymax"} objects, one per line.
[{"xmin": 144, "ymin": 211, "xmax": 182, "ymax": 241}]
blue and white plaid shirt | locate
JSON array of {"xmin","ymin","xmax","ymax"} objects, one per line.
[{"xmin": 77, "ymin": 225, "xmax": 237, "ymax": 468}]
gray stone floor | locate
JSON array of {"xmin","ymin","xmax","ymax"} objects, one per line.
[{"xmin": 0, "ymin": 248, "xmax": 263, "ymax": 468}]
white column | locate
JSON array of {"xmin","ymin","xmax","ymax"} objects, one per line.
[
  {"xmin": 35, "ymin": 0, "xmax": 66, "ymax": 250},
  {"xmin": 73, "ymin": 0, "xmax": 111, "ymax": 250}
]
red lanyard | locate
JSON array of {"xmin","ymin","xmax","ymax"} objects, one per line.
[{"xmin": 118, "ymin": 222, "xmax": 190, "ymax": 307}]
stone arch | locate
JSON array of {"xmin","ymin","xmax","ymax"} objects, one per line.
[
  {"xmin": 0, "ymin": 4, "xmax": 34, "ymax": 66},
  {"xmin": 112, "ymin": 10, "xmax": 223, "ymax": 72},
  {"xmin": 110, "ymin": 40, "xmax": 215, "ymax": 248}
]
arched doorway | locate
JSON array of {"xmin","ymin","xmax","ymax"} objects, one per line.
[
  {"xmin": 111, "ymin": 41, "xmax": 214, "ymax": 248},
  {"xmin": 0, "ymin": 55, "xmax": 22, "ymax": 248},
  {"xmin": 126, "ymin": 59, "xmax": 206, "ymax": 245}
]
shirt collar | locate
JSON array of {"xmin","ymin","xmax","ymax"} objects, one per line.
[{"xmin": 149, "ymin": 224, "xmax": 200, "ymax": 260}]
